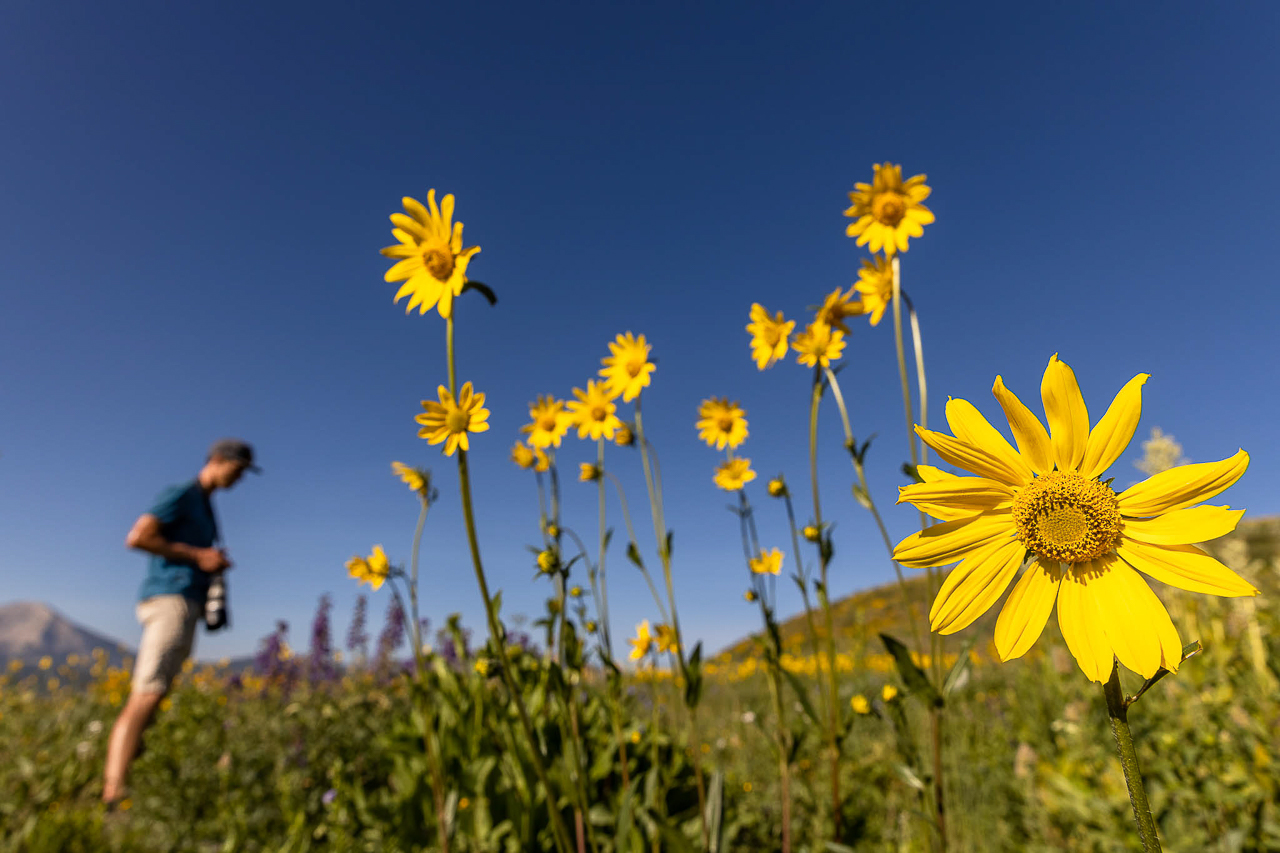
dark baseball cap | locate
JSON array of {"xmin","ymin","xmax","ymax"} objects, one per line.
[{"xmin": 209, "ymin": 438, "xmax": 262, "ymax": 473}]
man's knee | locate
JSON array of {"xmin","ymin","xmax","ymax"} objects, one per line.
[{"xmin": 125, "ymin": 690, "xmax": 165, "ymax": 721}]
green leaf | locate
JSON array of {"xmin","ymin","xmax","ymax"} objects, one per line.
[
  {"xmin": 851, "ymin": 483, "xmax": 872, "ymax": 510},
  {"xmin": 705, "ymin": 769, "xmax": 724, "ymax": 853},
  {"xmin": 893, "ymin": 762, "xmax": 926, "ymax": 791},
  {"xmin": 461, "ymin": 279, "xmax": 498, "ymax": 305},
  {"xmin": 780, "ymin": 667, "xmax": 821, "ymax": 728},
  {"xmin": 880, "ymin": 633, "xmax": 942, "ymax": 708},
  {"xmin": 942, "ymin": 633, "xmax": 980, "ymax": 697},
  {"xmin": 626, "ymin": 541, "xmax": 646, "ymax": 569}
]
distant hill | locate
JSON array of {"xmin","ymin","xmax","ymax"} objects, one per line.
[{"xmin": 0, "ymin": 601, "xmax": 134, "ymax": 670}]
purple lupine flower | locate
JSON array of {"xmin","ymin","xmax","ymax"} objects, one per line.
[
  {"xmin": 374, "ymin": 597, "xmax": 406, "ymax": 673},
  {"xmin": 346, "ymin": 595, "xmax": 369, "ymax": 662},
  {"xmin": 308, "ymin": 594, "xmax": 338, "ymax": 683},
  {"xmin": 255, "ymin": 621, "xmax": 289, "ymax": 677},
  {"xmin": 322, "ymin": 789, "xmax": 337, "ymax": 806}
]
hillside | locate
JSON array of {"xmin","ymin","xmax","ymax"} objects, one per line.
[
  {"xmin": 0, "ymin": 601, "xmax": 133, "ymax": 669},
  {"xmin": 718, "ymin": 515, "xmax": 1280, "ymax": 665}
]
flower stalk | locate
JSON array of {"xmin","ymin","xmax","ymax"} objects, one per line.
[{"xmin": 1104, "ymin": 662, "xmax": 1163, "ymax": 852}]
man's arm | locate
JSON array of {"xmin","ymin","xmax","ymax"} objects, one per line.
[{"xmin": 125, "ymin": 514, "xmax": 231, "ymax": 573}]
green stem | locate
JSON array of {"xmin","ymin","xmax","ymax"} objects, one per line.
[
  {"xmin": 1104, "ymin": 662, "xmax": 1163, "ymax": 852},
  {"xmin": 782, "ymin": 491, "xmax": 830, "ymax": 730},
  {"xmin": 596, "ymin": 438, "xmax": 611, "ymax": 652},
  {"xmin": 408, "ymin": 500, "xmax": 429, "ymax": 661},
  {"xmin": 822, "ymin": 367, "xmax": 925, "ymax": 653},
  {"xmin": 805, "ymin": 372, "xmax": 842, "ymax": 841},
  {"xmin": 446, "ymin": 315, "xmax": 572, "ymax": 853}
]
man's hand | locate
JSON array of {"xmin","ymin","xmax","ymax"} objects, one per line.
[{"xmin": 195, "ymin": 548, "xmax": 232, "ymax": 573}]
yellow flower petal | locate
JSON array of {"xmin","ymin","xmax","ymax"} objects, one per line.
[
  {"xmin": 915, "ymin": 465, "xmax": 957, "ymax": 482},
  {"xmin": 1040, "ymin": 355, "xmax": 1089, "ymax": 473},
  {"xmin": 1087, "ymin": 555, "xmax": 1181, "ymax": 679},
  {"xmin": 897, "ymin": 476, "xmax": 1015, "ymax": 521},
  {"xmin": 929, "ymin": 538, "xmax": 1025, "ymax": 634},
  {"xmin": 1055, "ymin": 565, "xmax": 1113, "ymax": 683},
  {"xmin": 1116, "ymin": 450, "xmax": 1249, "ymax": 516},
  {"xmin": 991, "ymin": 376, "xmax": 1053, "ymax": 476},
  {"xmin": 914, "ymin": 427, "xmax": 1029, "ymax": 487},
  {"xmin": 1079, "ymin": 374, "xmax": 1148, "ymax": 479},
  {"xmin": 893, "ymin": 512, "xmax": 1016, "ymax": 568},
  {"xmin": 993, "ymin": 557, "xmax": 1060, "ymax": 661},
  {"xmin": 944, "ymin": 398, "xmax": 1033, "ymax": 483},
  {"xmin": 1115, "ymin": 539, "xmax": 1258, "ymax": 597},
  {"xmin": 1121, "ymin": 505, "xmax": 1244, "ymax": 546}
]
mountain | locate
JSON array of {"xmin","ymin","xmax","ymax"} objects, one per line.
[{"xmin": 0, "ymin": 601, "xmax": 134, "ymax": 669}]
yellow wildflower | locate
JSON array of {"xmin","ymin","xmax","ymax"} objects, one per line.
[
  {"xmin": 714, "ymin": 458, "xmax": 756, "ymax": 492},
  {"xmin": 893, "ymin": 354, "xmax": 1255, "ymax": 683},
  {"xmin": 381, "ymin": 191, "xmax": 481, "ymax": 319},
  {"xmin": 851, "ymin": 694, "xmax": 871, "ymax": 714},
  {"xmin": 744, "ymin": 589, "xmax": 758, "ymax": 603},
  {"xmin": 474, "ymin": 659, "xmax": 491, "ymax": 676},
  {"xmin": 696, "ymin": 398, "xmax": 748, "ymax": 451},
  {"xmin": 749, "ymin": 548, "xmax": 783, "ymax": 575},
  {"xmin": 38, "ymin": 656, "xmax": 52, "ymax": 671},
  {"xmin": 347, "ymin": 545, "xmax": 391, "ymax": 591},
  {"xmin": 793, "ymin": 322, "xmax": 845, "ymax": 368},
  {"xmin": 746, "ymin": 304, "xmax": 795, "ymax": 370},
  {"xmin": 853, "ymin": 256, "xmax": 894, "ymax": 326},
  {"xmin": 815, "ymin": 285, "xmax": 863, "ymax": 334},
  {"xmin": 628, "ymin": 620, "xmax": 654, "ymax": 661},
  {"xmin": 803, "ymin": 524, "xmax": 821, "ymax": 542},
  {"xmin": 882, "ymin": 684, "xmax": 899, "ymax": 702},
  {"xmin": 522, "ymin": 396, "xmax": 572, "ymax": 449},
  {"xmin": 391, "ymin": 462, "xmax": 432, "ymax": 497},
  {"xmin": 579, "ymin": 463, "xmax": 602, "ymax": 482},
  {"xmin": 599, "ymin": 332, "xmax": 656, "ymax": 402},
  {"xmin": 614, "ymin": 425, "xmax": 635, "ymax": 447},
  {"xmin": 511, "ymin": 442, "xmax": 536, "ymax": 469},
  {"xmin": 416, "ymin": 382, "xmax": 490, "ymax": 456},
  {"xmin": 536, "ymin": 549, "xmax": 557, "ymax": 573},
  {"xmin": 567, "ymin": 380, "xmax": 622, "ymax": 441},
  {"xmin": 655, "ymin": 623, "xmax": 679, "ymax": 654},
  {"xmin": 844, "ymin": 163, "xmax": 934, "ymax": 255},
  {"xmin": 767, "ymin": 477, "xmax": 787, "ymax": 498}
]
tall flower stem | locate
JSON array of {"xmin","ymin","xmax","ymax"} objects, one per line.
[
  {"xmin": 821, "ymin": 368, "xmax": 925, "ymax": 653},
  {"xmin": 407, "ymin": 499, "xmax": 429, "ymax": 662},
  {"xmin": 1104, "ymin": 663, "xmax": 1163, "ymax": 852},
  {"xmin": 805, "ymin": 373, "xmax": 842, "ymax": 840},
  {"xmin": 446, "ymin": 315, "xmax": 573, "ymax": 853},
  {"xmin": 633, "ymin": 395, "xmax": 708, "ymax": 848},
  {"xmin": 738, "ymin": 492, "xmax": 791, "ymax": 853},
  {"xmin": 596, "ymin": 438, "xmax": 611, "ymax": 651},
  {"xmin": 781, "ymin": 491, "xmax": 831, "ymax": 734},
  {"xmin": 822, "ymin": 364, "xmax": 943, "ymax": 851},
  {"xmin": 389, "ymin": 580, "xmax": 449, "ymax": 853}
]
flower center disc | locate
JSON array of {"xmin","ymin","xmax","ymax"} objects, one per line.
[
  {"xmin": 1012, "ymin": 471, "xmax": 1121, "ymax": 564},
  {"xmin": 424, "ymin": 247, "xmax": 455, "ymax": 281},
  {"xmin": 445, "ymin": 409, "xmax": 470, "ymax": 433},
  {"xmin": 872, "ymin": 192, "xmax": 907, "ymax": 227},
  {"xmin": 591, "ymin": 406, "xmax": 607, "ymax": 421},
  {"xmin": 626, "ymin": 359, "xmax": 644, "ymax": 377},
  {"xmin": 538, "ymin": 416, "xmax": 558, "ymax": 432}
]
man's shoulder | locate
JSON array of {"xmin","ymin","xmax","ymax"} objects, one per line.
[{"xmin": 148, "ymin": 479, "xmax": 200, "ymax": 520}]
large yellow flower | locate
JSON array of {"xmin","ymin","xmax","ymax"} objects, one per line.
[
  {"xmin": 696, "ymin": 398, "xmax": 748, "ymax": 450},
  {"xmin": 347, "ymin": 545, "xmax": 391, "ymax": 591},
  {"xmin": 567, "ymin": 380, "xmax": 622, "ymax": 441},
  {"xmin": 600, "ymin": 332, "xmax": 655, "ymax": 402},
  {"xmin": 844, "ymin": 163, "xmax": 934, "ymax": 255},
  {"xmin": 416, "ymin": 382, "xmax": 490, "ymax": 456},
  {"xmin": 749, "ymin": 548, "xmax": 783, "ymax": 575},
  {"xmin": 629, "ymin": 620, "xmax": 654, "ymax": 661},
  {"xmin": 815, "ymin": 286, "xmax": 863, "ymax": 334},
  {"xmin": 892, "ymin": 355, "xmax": 1255, "ymax": 683},
  {"xmin": 792, "ymin": 322, "xmax": 846, "ymax": 368},
  {"xmin": 746, "ymin": 304, "xmax": 795, "ymax": 370},
  {"xmin": 714, "ymin": 457, "xmax": 756, "ymax": 492},
  {"xmin": 381, "ymin": 191, "xmax": 481, "ymax": 319},
  {"xmin": 853, "ymin": 256, "xmax": 893, "ymax": 327}
]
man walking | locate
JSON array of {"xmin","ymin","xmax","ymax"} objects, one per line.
[{"xmin": 102, "ymin": 439, "xmax": 260, "ymax": 806}]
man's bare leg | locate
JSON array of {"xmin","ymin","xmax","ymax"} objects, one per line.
[{"xmin": 103, "ymin": 691, "xmax": 164, "ymax": 803}]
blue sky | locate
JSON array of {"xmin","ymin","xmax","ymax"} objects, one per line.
[{"xmin": 2, "ymin": 2, "xmax": 1277, "ymax": 660}]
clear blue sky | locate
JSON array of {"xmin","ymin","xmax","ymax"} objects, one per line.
[{"xmin": 2, "ymin": 2, "xmax": 1277, "ymax": 660}]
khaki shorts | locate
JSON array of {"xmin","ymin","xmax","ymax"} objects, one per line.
[{"xmin": 132, "ymin": 595, "xmax": 201, "ymax": 694}]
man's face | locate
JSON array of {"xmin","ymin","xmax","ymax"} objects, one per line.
[{"xmin": 211, "ymin": 457, "xmax": 250, "ymax": 489}]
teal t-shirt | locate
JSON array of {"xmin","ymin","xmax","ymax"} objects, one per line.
[{"xmin": 137, "ymin": 480, "xmax": 219, "ymax": 605}]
